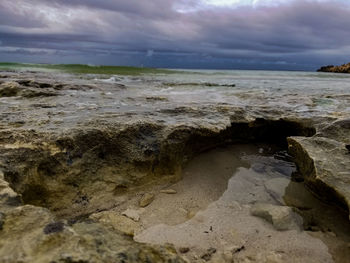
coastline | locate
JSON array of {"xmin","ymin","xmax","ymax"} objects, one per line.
[{"xmin": 0, "ymin": 68, "xmax": 349, "ymax": 262}]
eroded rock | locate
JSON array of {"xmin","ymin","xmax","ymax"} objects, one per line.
[
  {"xmin": 122, "ymin": 208, "xmax": 142, "ymax": 222},
  {"xmin": 90, "ymin": 211, "xmax": 140, "ymax": 236},
  {"xmin": 288, "ymin": 120, "xmax": 350, "ymax": 218},
  {"xmin": 0, "ymin": 205, "xmax": 184, "ymax": 263}
]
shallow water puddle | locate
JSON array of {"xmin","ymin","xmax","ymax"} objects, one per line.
[{"xmin": 132, "ymin": 144, "xmax": 350, "ymax": 262}]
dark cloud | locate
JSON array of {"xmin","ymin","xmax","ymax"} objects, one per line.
[{"xmin": 0, "ymin": 0, "xmax": 349, "ymax": 70}]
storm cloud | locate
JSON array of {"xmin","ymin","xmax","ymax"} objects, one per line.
[{"xmin": 0, "ymin": 0, "xmax": 349, "ymax": 70}]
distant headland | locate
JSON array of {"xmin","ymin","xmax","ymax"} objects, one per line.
[{"xmin": 317, "ymin": 62, "xmax": 350, "ymax": 73}]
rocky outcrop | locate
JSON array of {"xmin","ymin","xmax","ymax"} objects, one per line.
[
  {"xmin": 288, "ymin": 119, "xmax": 350, "ymax": 218},
  {"xmin": 317, "ymin": 63, "xmax": 350, "ymax": 73},
  {"xmin": 0, "ymin": 171, "xmax": 185, "ymax": 263},
  {"xmin": 0, "ymin": 70, "xmax": 349, "ymax": 262},
  {"xmin": 0, "ymin": 81, "xmax": 58, "ymax": 98},
  {"xmin": 0, "ymin": 119, "xmax": 315, "ymax": 219}
]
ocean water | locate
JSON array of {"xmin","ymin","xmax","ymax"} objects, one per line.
[{"xmin": 132, "ymin": 70, "xmax": 350, "ymax": 118}]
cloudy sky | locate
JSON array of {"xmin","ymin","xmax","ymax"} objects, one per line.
[{"xmin": 0, "ymin": 0, "xmax": 349, "ymax": 70}]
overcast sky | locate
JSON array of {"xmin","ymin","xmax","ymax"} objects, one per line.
[{"xmin": 0, "ymin": 0, "xmax": 349, "ymax": 70}]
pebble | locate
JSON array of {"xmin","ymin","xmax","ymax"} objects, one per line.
[
  {"xmin": 201, "ymin": 248, "xmax": 217, "ymax": 261},
  {"xmin": 186, "ymin": 210, "xmax": 196, "ymax": 219},
  {"xmin": 179, "ymin": 247, "xmax": 190, "ymax": 254},
  {"xmin": 122, "ymin": 209, "xmax": 141, "ymax": 222},
  {"xmin": 160, "ymin": 189, "xmax": 177, "ymax": 194},
  {"xmin": 139, "ymin": 193, "xmax": 155, "ymax": 207}
]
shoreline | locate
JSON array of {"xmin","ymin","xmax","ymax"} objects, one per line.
[{"xmin": 0, "ymin": 69, "xmax": 349, "ymax": 262}]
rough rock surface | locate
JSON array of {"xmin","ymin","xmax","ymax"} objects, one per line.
[
  {"xmin": 0, "ymin": 70, "xmax": 350, "ymax": 262},
  {"xmin": 0, "ymin": 202, "xmax": 183, "ymax": 263},
  {"xmin": 288, "ymin": 119, "xmax": 350, "ymax": 217},
  {"xmin": 90, "ymin": 211, "xmax": 140, "ymax": 236}
]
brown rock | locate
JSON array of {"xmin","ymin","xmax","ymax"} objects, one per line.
[
  {"xmin": 139, "ymin": 193, "xmax": 155, "ymax": 207},
  {"xmin": 179, "ymin": 247, "xmax": 190, "ymax": 254},
  {"xmin": 160, "ymin": 189, "xmax": 177, "ymax": 194}
]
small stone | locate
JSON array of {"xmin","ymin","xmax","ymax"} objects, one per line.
[
  {"xmin": 160, "ymin": 189, "xmax": 177, "ymax": 194},
  {"xmin": 139, "ymin": 193, "xmax": 155, "ymax": 207},
  {"xmin": 90, "ymin": 211, "xmax": 139, "ymax": 236},
  {"xmin": 186, "ymin": 210, "xmax": 196, "ymax": 219},
  {"xmin": 232, "ymin": 245, "xmax": 245, "ymax": 254},
  {"xmin": 251, "ymin": 203, "xmax": 302, "ymax": 231},
  {"xmin": 179, "ymin": 247, "xmax": 190, "ymax": 254},
  {"xmin": 201, "ymin": 248, "xmax": 216, "ymax": 261},
  {"xmin": 0, "ymin": 212, "xmax": 5, "ymax": 230},
  {"xmin": 122, "ymin": 209, "xmax": 140, "ymax": 222},
  {"xmin": 43, "ymin": 221, "xmax": 65, "ymax": 235}
]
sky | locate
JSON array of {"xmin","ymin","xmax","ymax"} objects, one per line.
[{"xmin": 0, "ymin": 0, "xmax": 350, "ymax": 70}]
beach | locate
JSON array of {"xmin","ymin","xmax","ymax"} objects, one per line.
[{"xmin": 0, "ymin": 67, "xmax": 350, "ymax": 262}]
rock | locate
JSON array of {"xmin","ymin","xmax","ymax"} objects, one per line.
[
  {"xmin": 288, "ymin": 121, "xmax": 350, "ymax": 218},
  {"xmin": 317, "ymin": 63, "xmax": 350, "ymax": 73},
  {"xmin": 0, "ymin": 81, "xmax": 58, "ymax": 98},
  {"xmin": 0, "ymin": 81, "xmax": 21, "ymax": 97},
  {"xmin": 160, "ymin": 189, "xmax": 177, "ymax": 194},
  {"xmin": 264, "ymin": 177, "xmax": 290, "ymax": 205},
  {"xmin": 179, "ymin": 247, "xmax": 190, "ymax": 254},
  {"xmin": 0, "ymin": 172, "xmax": 22, "ymax": 208},
  {"xmin": 90, "ymin": 211, "xmax": 139, "ymax": 236},
  {"xmin": 122, "ymin": 208, "xmax": 141, "ymax": 222},
  {"xmin": 186, "ymin": 210, "xmax": 196, "ymax": 219},
  {"xmin": 201, "ymin": 247, "xmax": 217, "ymax": 261},
  {"xmin": 139, "ymin": 193, "xmax": 155, "ymax": 207},
  {"xmin": 346, "ymin": 144, "xmax": 350, "ymax": 152},
  {"xmin": 251, "ymin": 203, "xmax": 303, "ymax": 231},
  {"xmin": 43, "ymin": 221, "xmax": 65, "ymax": 234},
  {"xmin": 264, "ymin": 177, "xmax": 320, "ymax": 210},
  {"xmin": 0, "ymin": 70, "xmax": 347, "ymax": 262},
  {"xmin": 0, "ymin": 205, "xmax": 185, "ymax": 262}
]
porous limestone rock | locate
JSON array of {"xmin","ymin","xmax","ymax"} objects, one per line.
[
  {"xmin": 288, "ymin": 119, "xmax": 350, "ymax": 218},
  {"xmin": 90, "ymin": 211, "xmax": 140, "ymax": 236},
  {"xmin": 0, "ymin": 205, "xmax": 185, "ymax": 263}
]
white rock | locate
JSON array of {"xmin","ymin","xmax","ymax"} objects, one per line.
[
  {"xmin": 251, "ymin": 203, "xmax": 302, "ymax": 231},
  {"xmin": 139, "ymin": 193, "xmax": 155, "ymax": 207},
  {"xmin": 122, "ymin": 209, "xmax": 141, "ymax": 222},
  {"xmin": 160, "ymin": 189, "xmax": 177, "ymax": 194}
]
